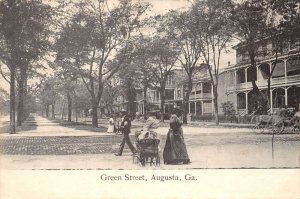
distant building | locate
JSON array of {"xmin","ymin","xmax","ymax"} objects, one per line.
[{"xmin": 135, "ymin": 68, "xmax": 215, "ymax": 116}]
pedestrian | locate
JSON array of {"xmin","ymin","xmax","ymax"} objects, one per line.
[
  {"xmin": 115, "ymin": 109, "xmax": 137, "ymax": 156},
  {"xmin": 135, "ymin": 113, "xmax": 160, "ymax": 140},
  {"xmin": 107, "ymin": 117, "xmax": 114, "ymax": 133},
  {"xmin": 163, "ymin": 114, "xmax": 190, "ymax": 165}
]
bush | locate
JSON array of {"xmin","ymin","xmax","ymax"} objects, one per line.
[
  {"xmin": 191, "ymin": 114, "xmax": 214, "ymax": 121},
  {"xmin": 221, "ymin": 101, "xmax": 236, "ymax": 117}
]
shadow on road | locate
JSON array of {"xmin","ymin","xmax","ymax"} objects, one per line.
[
  {"xmin": 46, "ymin": 117, "xmax": 108, "ymax": 133},
  {"xmin": 0, "ymin": 115, "xmax": 37, "ymax": 134}
]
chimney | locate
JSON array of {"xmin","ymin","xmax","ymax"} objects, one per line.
[{"xmin": 228, "ymin": 61, "xmax": 230, "ymax": 67}]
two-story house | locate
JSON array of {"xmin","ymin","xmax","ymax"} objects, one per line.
[
  {"xmin": 136, "ymin": 68, "xmax": 215, "ymax": 117},
  {"xmin": 219, "ymin": 35, "xmax": 300, "ymax": 115}
]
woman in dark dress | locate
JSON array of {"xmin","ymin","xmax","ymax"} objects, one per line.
[{"xmin": 163, "ymin": 114, "xmax": 190, "ymax": 165}]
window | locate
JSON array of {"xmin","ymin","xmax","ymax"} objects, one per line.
[
  {"xmin": 203, "ymin": 82, "xmax": 212, "ymax": 93},
  {"xmin": 177, "ymin": 89, "xmax": 181, "ymax": 98},
  {"xmin": 166, "ymin": 74, "xmax": 173, "ymax": 85},
  {"xmin": 203, "ymin": 102, "xmax": 212, "ymax": 114},
  {"xmin": 287, "ymin": 58, "xmax": 300, "ymax": 76},
  {"xmin": 165, "ymin": 89, "xmax": 174, "ymax": 100}
]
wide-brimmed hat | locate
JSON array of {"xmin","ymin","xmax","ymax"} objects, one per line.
[{"xmin": 120, "ymin": 109, "xmax": 127, "ymax": 113}]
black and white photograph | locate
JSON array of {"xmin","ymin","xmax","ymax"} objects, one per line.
[{"xmin": 0, "ymin": 0, "xmax": 299, "ymax": 198}]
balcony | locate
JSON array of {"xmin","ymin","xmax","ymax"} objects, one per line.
[
  {"xmin": 227, "ymin": 74, "xmax": 300, "ymax": 93},
  {"xmin": 287, "ymin": 74, "xmax": 300, "ymax": 84},
  {"xmin": 235, "ymin": 82, "xmax": 247, "ymax": 90},
  {"xmin": 202, "ymin": 93, "xmax": 212, "ymax": 98},
  {"xmin": 271, "ymin": 77, "xmax": 285, "ymax": 85}
]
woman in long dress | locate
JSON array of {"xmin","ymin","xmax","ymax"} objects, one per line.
[
  {"xmin": 163, "ymin": 114, "xmax": 190, "ymax": 165},
  {"xmin": 107, "ymin": 117, "xmax": 115, "ymax": 133}
]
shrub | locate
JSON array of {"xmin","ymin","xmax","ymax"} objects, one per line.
[{"xmin": 221, "ymin": 101, "xmax": 236, "ymax": 117}]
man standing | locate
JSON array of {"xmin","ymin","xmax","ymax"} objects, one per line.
[{"xmin": 115, "ymin": 109, "xmax": 137, "ymax": 156}]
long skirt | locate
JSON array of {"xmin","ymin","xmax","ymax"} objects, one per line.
[
  {"xmin": 163, "ymin": 128, "xmax": 190, "ymax": 165},
  {"xmin": 107, "ymin": 124, "xmax": 114, "ymax": 133}
]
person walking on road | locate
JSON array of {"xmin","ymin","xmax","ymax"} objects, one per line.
[
  {"xmin": 115, "ymin": 109, "xmax": 137, "ymax": 156},
  {"xmin": 163, "ymin": 114, "xmax": 190, "ymax": 165}
]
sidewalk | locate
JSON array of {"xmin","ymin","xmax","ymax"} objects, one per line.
[
  {"xmin": 0, "ymin": 114, "xmax": 111, "ymax": 137},
  {"xmin": 0, "ymin": 114, "xmax": 255, "ymax": 137}
]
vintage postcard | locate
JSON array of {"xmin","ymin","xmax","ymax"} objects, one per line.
[{"xmin": 0, "ymin": 0, "xmax": 299, "ymax": 198}]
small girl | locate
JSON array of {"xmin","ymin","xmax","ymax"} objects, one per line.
[{"xmin": 107, "ymin": 117, "xmax": 115, "ymax": 133}]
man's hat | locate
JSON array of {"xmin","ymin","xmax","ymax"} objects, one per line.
[{"xmin": 120, "ymin": 109, "xmax": 127, "ymax": 113}]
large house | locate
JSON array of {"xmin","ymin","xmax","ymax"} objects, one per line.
[
  {"xmin": 219, "ymin": 35, "xmax": 300, "ymax": 115},
  {"xmin": 135, "ymin": 69, "xmax": 215, "ymax": 117}
]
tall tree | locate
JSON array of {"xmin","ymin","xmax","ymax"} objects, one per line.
[
  {"xmin": 190, "ymin": 0, "xmax": 234, "ymax": 125},
  {"xmin": 54, "ymin": 66, "xmax": 78, "ymax": 122},
  {"xmin": 232, "ymin": 0, "xmax": 270, "ymax": 113},
  {"xmin": 164, "ymin": 10, "xmax": 203, "ymax": 124},
  {"xmin": 37, "ymin": 77, "xmax": 60, "ymax": 119},
  {"xmin": 148, "ymin": 35, "xmax": 181, "ymax": 122},
  {"xmin": 55, "ymin": 0, "xmax": 150, "ymax": 127},
  {"xmin": 0, "ymin": 0, "xmax": 52, "ymax": 132}
]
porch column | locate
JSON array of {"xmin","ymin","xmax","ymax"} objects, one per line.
[
  {"xmin": 270, "ymin": 89, "xmax": 273, "ymax": 112},
  {"xmin": 195, "ymin": 101, "xmax": 197, "ymax": 115},
  {"xmin": 256, "ymin": 65, "xmax": 259, "ymax": 81},
  {"xmin": 285, "ymin": 87, "xmax": 288, "ymax": 106},
  {"xmin": 284, "ymin": 59, "xmax": 287, "ymax": 83},
  {"xmin": 201, "ymin": 101, "xmax": 204, "ymax": 115},
  {"xmin": 158, "ymin": 91, "xmax": 160, "ymax": 102},
  {"xmin": 188, "ymin": 102, "xmax": 191, "ymax": 114},
  {"xmin": 245, "ymin": 92, "xmax": 248, "ymax": 114},
  {"xmin": 174, "ymin": 89, "xmax": 176, "ymax": 100},
  {"xmin": 194, "ymin": 84, "xmax": 197, "ymax": 100},
  {"xmin": 211, "ymin": 100, "xmax": 214, "ymax": 116},
  {"xmin": 234, "ymin": 71, "xmax": 237, "ymax": 85},
  {"xmin": 245, "ymin": 68, "xmax": 248, "ymax": 88},
  {"xmin": 269, "ymin": 62, "xmax": 273, "ymax": 84},
  {"xmin": 235, "ymin": 93, "xmax": 238, "ymax": 114},
  {"xmin": 201, "ymin": 82, "xmax": 203, "ymax": 98}
]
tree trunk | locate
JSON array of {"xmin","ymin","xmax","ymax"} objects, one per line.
[
  {"xmin": 45, "ymin": 104, "xmax": 49, "ymax": 117},
  {"xmin": 143, "ymin": 87, "xmax": 148, "ymax": 120},
  {"xmin": 267, "ymin": 77, "xmax": 271, "ymax": 109},
  {"xmin": 91, "ymin": 103, "xmax": 98, "ymax": 127},
  {"xmin": 67, "ymin": 92, "xmax": 72, "ymax": 122},
  {"xmin": 17, "ymin": 79, "xmax": 24, "ymax": 126},
  {"xmin": 75, "ymin": 109, "xmax": 78, "ymax": 122},
  {"xmin": 182, "ymin": 77, "xmax": 193, "ymax": 124},
  {"xmin": 182, "ymin": 99, "xmax": 189, "ymax": 124},
  {"xmin": 159, "ymin": 87, "xmax": 165, "ymax": 122},
  {"xmin": 267, "ymin": 53, "xmax": 278, "ymax": 111},
  {"xmin": 10, "ymin": 66, "xmax": 16, "ymax": 134},
  {"xmin": 52, "ymin": 103, "xmax": 55, "ymax": 119},
  {"xmin": 213, "ymin": 86, "xmax": 219, "ymax": 125},
  {"xmin": 17, "ymin": 64, "xmax": 28, "ymax": 126},
  {"xmin": 61, "ymin": 103, "xmax": 65, "ymax": 120}
]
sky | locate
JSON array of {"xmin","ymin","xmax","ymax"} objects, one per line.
[{"xmin": 0, "ymin": 0, "xmax": 237, "ymax": 93}]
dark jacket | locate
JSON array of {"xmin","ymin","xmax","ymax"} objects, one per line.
[{"xmin": 120, "ymin": 115, "xmax": 131, "ymax": 134}]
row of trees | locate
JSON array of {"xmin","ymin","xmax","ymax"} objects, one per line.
[
  {"xmin": 0, "ymin": 0, "xmax": 52, "ymax": 133},
  {"xmin": 1, "ymin": 0, "xmax": 299, "ymax": 133}
]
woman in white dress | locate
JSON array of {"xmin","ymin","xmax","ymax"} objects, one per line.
[{"xmin": 107, "ymin": 117, "xmax": 115, "ymax": 133}]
